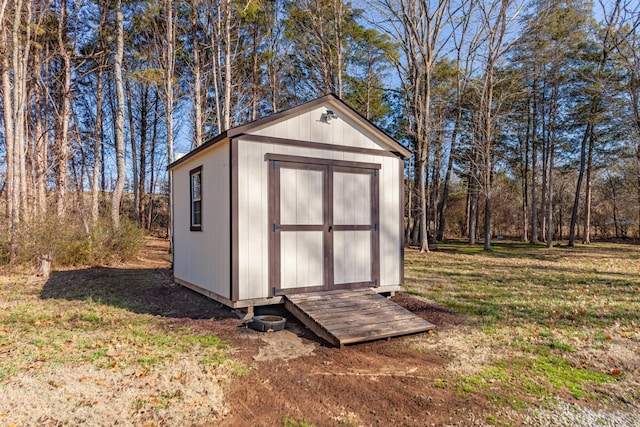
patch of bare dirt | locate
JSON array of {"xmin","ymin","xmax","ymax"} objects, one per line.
[
  {"xmin": 219, "ymin": 336, "xmax": 494, "ymax": 427},
  {"xmin": 213, "ymin": 295, "xmax": 481, "ymax": 426},
  {"xmin": 392, "ymin": 292, "xmax": 466, "ymax": 329}
]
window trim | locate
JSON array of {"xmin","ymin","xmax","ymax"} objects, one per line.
[{"xmin": 190, "ymin": 166, "xmax": 203, "ymax": 231}]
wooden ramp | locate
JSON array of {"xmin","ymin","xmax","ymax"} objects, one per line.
[{"xmin": 284, "ymin": 289, "xmax": 435, "ymax": 348}]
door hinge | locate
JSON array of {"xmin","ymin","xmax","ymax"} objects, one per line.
[
  {"xmin": 372, "ymin": 170, "xmax": 378, "ymax": 176},
  {"xmin": 374, "ymin": 223, "xmax": 378, "ymax": 231},
  {"xmin": 373, "ymin": 279, "xmax": 379, "ymax": 287},
  {"xmin": 272, "ymin": 224, "xmax": 283, "ymax": 232}
]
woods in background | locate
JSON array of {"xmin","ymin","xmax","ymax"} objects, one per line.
[{"xmin": 1, "ymin": 0, "xmax": 640, "ymax": 266}]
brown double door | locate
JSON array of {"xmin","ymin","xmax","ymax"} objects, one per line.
[{"xmin": 268, "ymin": 156, "xmax": 379, "ymax": 295}]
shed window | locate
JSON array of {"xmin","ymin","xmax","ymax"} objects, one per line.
[{"xmin": 190, "ymin": 166, "xmax": 202, "ymax": 231}]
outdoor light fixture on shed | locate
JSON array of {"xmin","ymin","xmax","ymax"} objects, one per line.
[{"xmin": 320, "ymin": 109, "xmax": 339, "ymax": 123}]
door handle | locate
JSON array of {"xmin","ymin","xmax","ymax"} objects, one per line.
[{"xmin": 328, "ymin": 225, "xmax": 333, "ymax": 232}]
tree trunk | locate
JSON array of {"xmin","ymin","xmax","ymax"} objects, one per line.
[
  {"xmin": 165, "ymin": 0, "xmax": 175, "ymax": 247},
  {"xmin": 546, "ymin": 82, "xmax": 558, "ymax": 248},
  {"xmin": 222, "ymin": 0, "xmax": 231, "ymax": 131},
  {"xmin": 483, "ymin": 72, "xmax": 494, "ymax": 252},
  {"xmin": 138, "ymin": 85, "xmax": 148, "ymax": 230},
  {"xmin": 546, "ymin": 139, "xmax": 554, "ymax": 247},
  {"xmin": 91, "ymin": 2, "xmax": 108, "ymax": 227},
  {"xmin": 56, "ymin": 0, "xmax": 71, "ymax": 219},
  {"xmin": 483, "ymin": 124, "xmax": 492, "ymax": 251},
  {"xmin": 191, "ymin": 4, "xmax": 203, "ymax": 147},
  {"xmin": 430, "ymin": 123, "xmax": 443, "ymax": 239},
  {"xmin": 265, "ymin": 0, "xmax": 280, "ymax": 113},
  {"xmin": 419, "ymin": 76, "xmax": 431, "ymax": 253},
  {"xmin": 637, "ymin": 143, "xmax": 640, "ymax": 239},
  {"xmin": 405, "ymin": 154, "xmax": 414, "ymax": 244},
  {"xmin": 411, "ymin": 152, "xmax": 421, "ymax": 244},
  {"xmin": 250, "ymin": 19, "xmax": 259, "ymax": 121},
  {"xmin": 540, "ymin": 108, "xmax": 548, "ymax": 243},
  {"xmin": 147, "ymin": 89, "xmax": 159, "ymax": 230},
  {"xmin": 611, "ymin": 179, "xmax": 619, "ymax": 238},
  {"xmin": 568, "ymin": 119, "xmax": 593, "ymax": 246},
  {"xmin": 32, "ymin": 50, "xmax": 46, "ymax": 219},
  {"xmin": 111, "ymin": 0, "xmax": 126, "ymax": 229},
  {"xmin": 126, "ymin": 79, "xmax": 139, "ymax": 224},
  {"xmin": 418, "ymin": 157, "xmax": 429, "ymax": 253},
  {"xmin": 582, "ymin": 128, "xmax": 594, "ymax": 244},
  {"xmin": 437, "ymin": 104, "xmax": 461, "ymax": 242},
  {"xmin": 520, "ymin": 100, "xmax": 530, "ymax": 242},
  {"xmin": 70, "ymin": 115, "xmax": 86, "ymax": 219},
  {"xmin": 91, "ymin": 67, "xmax": 103, "ymax": 226},
  {"xmin": 332, "ymin": 0, "xmax": 344, "ymax": 97},
  {"xmin": 210, "ymin": 7, "xmax": 223, "ymax": 134},
  {"xmin": 530, "ymin": 79, "xmax": 539, "ymax": 244},
  {"xmin": 10, "ymin": 0, "xmax": 33, "ymax": 261},
  {"xmin": 1, "ymin": 22, "xmax": 15, "ymax": 224},
  {"xmin": 468, "ymin": 150, "xmax": 478, "ymax": 245}
]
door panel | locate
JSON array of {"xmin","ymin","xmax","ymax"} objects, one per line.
[
  {"xmin": 332, "ymin": 169, "xmax": 374, "ymax": 285},
  {"xmin": 281, "ymin": 231, "xmax": 324, "ymax": 288},
  {"xmin": 333, "ymin": 230, "xmax": 372, "ymax": 284},
  {"xmin": 269, "ymin": 157, "xmax": 379, "ymax": 295},
  {"xmin": 280, "ymin": 168, "xmax": 324, "ymax": 225},
  {"xmin": 333, "ymin": 171, "xmax": 371, "ymax": 225}
]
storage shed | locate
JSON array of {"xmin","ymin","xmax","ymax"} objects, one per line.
[{"xmin": 168, "ymin": 94, "xmax": 411, "ymax": 312}]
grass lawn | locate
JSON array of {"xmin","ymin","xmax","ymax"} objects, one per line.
[
  {"xmin": 0, "ymin": 238, "xmax": 638, "ymax": 425},
  {"xmin": 0, "ymin": 274, "xmax": 228, "ymax": 378},
  {"xmin": 404, "ymin": 240, "xmax": 640, "ymax": 415},
  {"xmin": 0, "ymin": 251, "xmax": 236, "ymax": 425}
]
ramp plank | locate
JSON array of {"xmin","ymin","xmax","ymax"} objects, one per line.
[{"xmin": 285, "ymin": 289, "xmax": 435, "ymax": 348}]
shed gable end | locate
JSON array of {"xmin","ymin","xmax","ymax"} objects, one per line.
[{"xmin": 248, "ymin": 103, "xmax": 392, "ymax": 153}]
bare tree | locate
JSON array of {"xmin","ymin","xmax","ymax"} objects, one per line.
[
  {"xmin": 207, "ymin": 0, "xmax": 234, "ymax": 132},
  {"xmin": 111, "ymin": 0, "xmax": 126, "ymax": 229},
  {"xmin": 31, "ymin": 45, "xmax": 47, "ymax": 219},
  {"xmin": 3, "ymin": 0, "xmax": 35, "ymax": 261},
  {"xmin": 568, "ymin": 0, "xmax": 618, "ymax": 246},
  {"xmin": 91, "ymin": 63, "xmax": 104, "ymax": 226},
  {"xmin": 371, "ymin": 0, "xmax": 454, "ymax": 253},
  {"xmin": 164, "ymin": 0, "xmax": 175, "ymax": 246},
  {"xmin": 55, "ymin": 0, "xmax": 71, "ymax": 218},
  {"xmin": 264, "ymin": 0, "xmax": 285, "ymax": 113},
  {"xmin": 609, "ymin": 0, "xmax": 640, "ymax": 237},
  {"xmin": 189, "ymin": 0, "xmax": 204, "ymax": 147},
  {"xmin": 437, "ymin": 0, "xmax": 477, "ymax": 241},
  {"xmin": 474, "ymin": 0, "xmax": 523, "ymax": 250},
  {"xmin": 1, "ymin": 0, "xmax": 15, "ymax": 224},
  {"xmin": 87, "ymin": 1, "xmax": 109, "ymax": 227},
  {"xmin": 285, "ymin": 0, "xmax": 347, "ymax": 99}
]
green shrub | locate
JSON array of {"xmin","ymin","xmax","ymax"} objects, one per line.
[
  {"xmin": 0, "ymin": 216, "xmax": 145, "ymax": 269},
  {"xmin": 106, "ymin": 219, "xmax": 145, "ymax": 261}
]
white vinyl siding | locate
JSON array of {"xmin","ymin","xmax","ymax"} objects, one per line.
[
  {"xmin": 379, "ymin": 157, "xmax": 402, "ymax": 286},
  {"xmin": 251, "ymin": 106, "xmax": 384, "ymax": 151},
  {"xmin": 236, "ymin": 135, "xmax": 402, "ymax": 300},
  {"xmin": 173, "ymin": 142, "xmax": 230, "ymax": 298}
]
